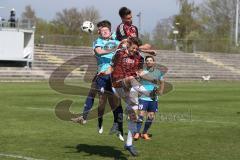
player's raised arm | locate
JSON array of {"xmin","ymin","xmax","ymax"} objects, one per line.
[
  {"xmin": 137, "ymin": 70, "xmax": 156, "ymax": 83},
  {"xmin": 139, "ymin": 49, "xmax": 157, "ymax": 56},
  {"xmin": 94, "ymin": 46, "xmax": 117, "ymax": 55},
  {"xmin": 158, "ymin": 79, "xmax": 165, "ymax": 96}
]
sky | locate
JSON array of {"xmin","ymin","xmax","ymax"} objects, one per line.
[{"xmin": 0, "ymin": 0, "xmax": 203, "ymax": 33}]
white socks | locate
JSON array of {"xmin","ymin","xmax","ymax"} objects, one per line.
[
  {"xmin": 126, "ymin": 121, "xmax": 137, "ymax": 146},
  {"xmin": 126, "ymin": 130, "xmax": 133, "ymax": 146}
]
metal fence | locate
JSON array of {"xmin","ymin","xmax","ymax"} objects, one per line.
[
  {"xmin": 35, "ymin": 34, "xmax": 97, "ymax": 47},
  {"xmin": 155, "ymin": 38, "xmax": 240, "ymax": 53},
  {"xmin": 34, "ymin": 34, "xmax": 240, "ymax": 53}
]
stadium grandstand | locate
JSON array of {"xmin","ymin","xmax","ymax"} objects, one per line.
[{"xmin": 1, "ymin": 42, "xmax": 240, "ymax": 81}]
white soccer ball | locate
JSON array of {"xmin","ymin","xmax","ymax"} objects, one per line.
[{"xmin": 81, "ymin": 21, "xmax": 94, "ymax": 33}]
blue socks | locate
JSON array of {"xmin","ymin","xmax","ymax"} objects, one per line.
[{"xmin": 143, "ymin": 117, "xmax": 153, "ymax": 134}]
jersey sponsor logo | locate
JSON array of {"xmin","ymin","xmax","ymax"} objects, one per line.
[
  {"xmin": 103, "ymin": 41, "xmax": 118, "ymax": 50},
  {"xmin": 123, "ymin": 57, "xmax": 135, "ymax": 64}
]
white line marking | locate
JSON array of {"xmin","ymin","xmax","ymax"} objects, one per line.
[
  {"xmin": 190, "ymin": 119, "xmax": 239, "ymax": 125},
  {"xmin": 0, "ymin": 153, "xmax": 44, "ymax": 160},
  {"xmin": 26, "ymin": 107, "xmax": 54, "ymax": 111}
]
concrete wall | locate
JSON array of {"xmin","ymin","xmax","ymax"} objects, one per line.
[{"xmin": 0, "ymin": 29, "xmax": 34, "ymax": 61}]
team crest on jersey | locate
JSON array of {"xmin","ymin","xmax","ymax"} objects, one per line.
[{"xmin": 103, "ymin": 41, "xmax": 117, "ymax": 50}]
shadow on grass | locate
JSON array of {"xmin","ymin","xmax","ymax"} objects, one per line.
[{"xmin": 65, "ymin": 144, "xmax": 128, "ymax": 159}]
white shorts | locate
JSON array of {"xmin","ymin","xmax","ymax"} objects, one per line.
[{"xmin": 112, "ymin": 87, "xmax": 139, "ymax": 110}]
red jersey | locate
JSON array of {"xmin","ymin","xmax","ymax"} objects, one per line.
[
  {"xmin": 116, "ymin": 23, "xmax": 139, "ymax": 41},
  {"xmin": 111, "ymin": 49, "xmax": 143, "ymax": 83}
]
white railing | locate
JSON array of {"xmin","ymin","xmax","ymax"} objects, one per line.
[{"xmin": 0, "ymin": 19, "xmax": 35, "ymax": 30}]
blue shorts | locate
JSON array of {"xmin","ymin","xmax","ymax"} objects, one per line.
[
  {"xmin": 96, "ymin": 75, "xmax": 113, "ymax": 94},
  {"xmin": 138, "ymin": 99, "xmax": 158, "ymax": 112}
]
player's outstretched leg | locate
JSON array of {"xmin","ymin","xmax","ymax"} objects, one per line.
[
  {"xmin": 71, "ymin": 79, "xmax": 97, "ymax": 124},
  {"xmin": 125, "ymin": 77, "xmax": 158, "ymax": 100},
  {"xmin": 124, "ymin": 107, "xmax": 138, "ymax": 156},
  {"xmin": 97, "ymin": 94, "xmax": 107, "ymax": 134}
]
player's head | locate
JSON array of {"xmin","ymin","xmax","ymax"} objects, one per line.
[
  {"xmin": 119, "ymin": 7, "xmax": 132, "ymax": 25},
  {"xmin": 145, "ymin": 56, "xmax": 155, "ymax": 68},
  {"xmin": 127, "ymin": 37, "xmax": 142, "ymax": 55},
  {"xmin": 97, "ymin": 20, "xmax": 111, "ymax": 39}
]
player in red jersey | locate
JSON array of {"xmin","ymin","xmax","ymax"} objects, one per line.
[
  {"xmin": 116, "ymin": 7, "xmax": 155, "ymax": 55},
  {"xmin": 99, "ymin": 37, "xmax": 158, "ymax": 156}
]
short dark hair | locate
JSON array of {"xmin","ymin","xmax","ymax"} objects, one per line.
[
  {"xmin": 97, "ymin": 20, "xmax": 111, "ymax": 30},
  {"xmin": 119, "ymin": 7, "xmax": 131, "ymax": 18},
  {"xmin": 128, "ymin": 37, "xmax": 142, "ymax": 47},
  {"xmin": 145, "ymin": 56, "xmax": 155, "ymax": 61}
]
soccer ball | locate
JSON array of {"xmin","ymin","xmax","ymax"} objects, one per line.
[{"xmin": 81, "ymin": 21, "xmax": 94, "ymax": 33}]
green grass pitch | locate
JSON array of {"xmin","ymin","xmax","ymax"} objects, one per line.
[{"xmin": 0, "ymin": 81, "xmax": 239, "ymax": 160}]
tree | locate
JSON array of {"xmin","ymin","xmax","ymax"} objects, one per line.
[
  {"xmin": 52, "ymin": 8, "xmax": 82, "ymax": 34},
  {"xmin": 198, "ymin": 0, "xmax": 235, "ymax": 38},
  {"xmin": 152, "ymin": 17, "xmax": 174, "ymax": 49},
  {"xmin": 140, "ymin": 31, "xmax": 151, "ymax": 45},
  {"xmin": 52, "ymin": 6, "xmax": 100, "ymax": 35},
  {"xmin": 172, "ymin": 0, "xmax": 201, "ymax": 52},
  {"xmin": 34, "ymin": 6, "xmax": 100, "ymax": 46},
  {"xmin": 80, "ymin": 6, "xmax": 100, "ymax": 24},
  {"xmin": 21, "ymin": 5, "xmax": 37, "ymax": 20},
  {"xmin": 197, "ymin": 0, "xmax": 236, "ymax": 52},
  {"xmin": 174, "ymin": 0, "xmax": 200, "ymax": 39},
  {"xmin": 21, "ymin": 5, "xmax": 37, "ymax": 26}
]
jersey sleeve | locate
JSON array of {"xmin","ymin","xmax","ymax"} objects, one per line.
[
  {"xmin": 93, "ymin": 38, "xmax": 104, "ymax": 49},
  {"xmin": 135, "ymin": 26, "xmax": 139, "ymax": 38},
  {"xmin": 116, "ymin": 23, "xmax": 127, "ymax": 41},
  {"xmin": 158, "ymin": 70, "xmax": 164, "ymax": 81}
]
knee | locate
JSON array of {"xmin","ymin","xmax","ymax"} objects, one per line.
[
  {"xmin": 128, "ymin": 109, "xmax": 138, "ymax": 121},
  {"xmin": 137, "ymin": 115, "xmax": 144, "ymax": 123},
  {"xmin": 147, "ymin": 113, "xmax": 155, "ymax": 120}
]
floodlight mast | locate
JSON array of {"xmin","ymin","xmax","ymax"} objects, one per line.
[{"xmin": 235, "ymin": 0, "xmax": 239, "ymax": 47}]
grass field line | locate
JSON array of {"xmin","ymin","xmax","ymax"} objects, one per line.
[
  {"xmin": 188, "ymin": 119, "xmax": 239, "ymax": 125},
  {"xmin": 26, "ymin": 107, "xmax": 55, "ymax": 111},
  {"xmin": 0, "ymin": 153, "xmax": 45, "ymax": 160}
]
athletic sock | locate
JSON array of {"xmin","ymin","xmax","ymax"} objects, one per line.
[
  {"xmin": 113, "ymin": 105, "xmax": 123, "ymax": 123},
  {"xmin": 112, "ymin": 105, "xmax": 124, "ymax": 135},
  {"xmin": 98, "ymin": 117, "xmax": 103, "ymax": 128},
  {"xmin": 83, "ymin": 95, "xmax": 95, "ymax": 120},
  {"xmin": 126, "ymin": 121, "xmax": 137, "ymax": 146},
  {"xmin": 126, "ymin": 130, "xmax": 133, "ymax": 146},
  {"xmin": 136, "ymin": 115, "xmax": 144, "ymax": 133},
  {"xmin": 143, "ymin": 117, "xmax": 153, "ymax": 134}
]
